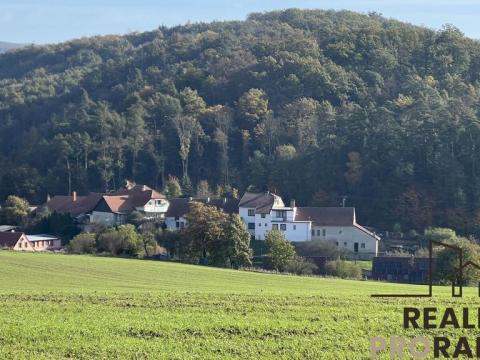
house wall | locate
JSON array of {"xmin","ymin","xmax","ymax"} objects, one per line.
[
  {"xmin": 90, "ymin": 211, "xmax": 127, "ymax": 227},
  {"xmin": 31, "ymin": 239, "xmax": 62, "ymax": 251},
  {"xmin": 140, "ymin": 199, "xmax": 169, "ymax": 218},
  {"xmin": 13, "ymin": 235, "xmax": 34, "ymax": 251},
  {"xmin": 253, "ymin": 209, "xmax": 311, "ymax": 242},
  {"xmin": 164, "ymin": 216, "xmax": 186, "ymax": 231},
  {"xmin": 311, "ymin": 225, "xmax": 378, "ymax": 257},
  {"xmin": 239, "ymin": 207, "xmax": 256, "ymax": 237}
]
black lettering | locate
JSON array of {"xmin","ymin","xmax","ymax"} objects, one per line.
[
  {"xmin": 453, "ymin": 337, "xmax": 473, "ymax": 358},
  {"xmin": 404, "ymin": 307, "xmax": 420, "ymax": 329},
  {"xmin": 424, "ymin": 307, "xmax": 437, "ymax": 329},
  {"xmin": 463, "ymin": 308, "xmax": 475, "ymax": 329},
  {"xmin": 434, "ymin": 337, "xmax": 451, "ymax": 358},
  {"xmin": 440, "ymin": 308, "xmax": 459, "ymax": 329}
]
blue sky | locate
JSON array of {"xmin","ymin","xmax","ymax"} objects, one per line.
[{"xmin": 2, "ymin": 0, "xmax": 480, "ymax": 44}]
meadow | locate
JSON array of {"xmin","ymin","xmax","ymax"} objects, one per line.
[{"xmin": 0, "ymin": 251, "xmax": 476, "ymax": 359}]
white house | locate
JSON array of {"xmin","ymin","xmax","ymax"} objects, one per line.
[
  {"xmin": 239, "ymin": 192, "xmax": 380, "ymax": 258},
  {"xmin": 238, "ymin": 192, "xmax": 312, "ymax": 242}
]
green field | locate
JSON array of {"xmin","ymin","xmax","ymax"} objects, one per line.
[{"xmin": 0, "ymin": 251, "xmax": 476, "ymax": 359}]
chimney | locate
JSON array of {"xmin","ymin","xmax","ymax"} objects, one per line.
[
  {"xmin": 46, "ymin": 194, "xmax": 51, "ymax": 203},
  {"xmin": 189, "ymin": 197, "xmax": 193, "ymax": 201},
  {"xmin": 224, "ymin": 197, "xmax": 227, "ymax": 204},
  {"xmin": 72, "ymin": 191, "xmax": 77, "ymax": 202},
  {"xmin": 207, "ymin": 197, "xmax": 210, "ymax": 203},
  {"xmin": 290, "ymin": 199, "xmax": 296, "ymax": 208}
]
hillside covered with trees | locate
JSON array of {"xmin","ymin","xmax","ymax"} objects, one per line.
[{"xmin": 1, "ymin": 9, "xmax": 480, "ymax": 234}]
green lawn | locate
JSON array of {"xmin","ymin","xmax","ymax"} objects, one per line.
[{"xmin": 0, "ymin": 251, "xmax": 475, "ymax": 359}]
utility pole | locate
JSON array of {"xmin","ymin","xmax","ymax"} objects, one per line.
[{"xmin": 341, "ymin": 195, "xmax": 347, "ymax": 207}]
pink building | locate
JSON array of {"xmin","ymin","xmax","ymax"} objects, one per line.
[{"xmin": 0, "ymin": 232, "xmax": 61, "ymax": 251}]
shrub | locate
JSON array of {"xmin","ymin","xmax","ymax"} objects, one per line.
[
  {"xmin": 67, "ymin": 233, "xmax": 97, "ymax": 254},
  {"xmin": 325, "ymin": 259, "xmax": 362, "ymax": 279},
  {"xmin": 284, "ymin": 257, "xmax": 318, "ymax": 275},
  {"xmin": 265, "ymin": 230, "xmax": 296, "ymax": 271},
  {"xmin": 97, "ymin": 225, "xmax": 143, "ymax": 256}
]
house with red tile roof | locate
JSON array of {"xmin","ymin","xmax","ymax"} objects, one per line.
[{"xmin": 44, "ymin": 184, "xmax": 168, "ymax": 229}]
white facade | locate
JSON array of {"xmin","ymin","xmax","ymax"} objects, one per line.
[
  {"xmin": 238, "ymin": 192, "xmax": 380, "ymax": 258},
  {"xmin": 249, "ymin": 207, "xmax": 312, "ymax": 242},
  {"xmin": 311, "ymin": 225, "xmax": 378, "ymax": 256},
  {"xmin": 141, "ymin": 199, "xmax": 169, "ymax": 218}
]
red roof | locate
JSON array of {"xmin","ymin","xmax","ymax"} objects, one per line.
[{"xmin": 45, "ymin": 184, "xmax": 165, "ymax": 216}]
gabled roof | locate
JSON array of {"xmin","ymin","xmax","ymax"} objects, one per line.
[
  {"xmin": 0, "ymin": 232, "xmax": 24, "ymax": 248},
  {"xmin": 165, "ymin": 197, "xmax": 240, "ymax": 218},
  {"xmin": 0, "ymin": 225, "xmax": 19, "ymax": 232},
  {"xmin": 239, "ymin": 192, "xmax": 284, "ymax": 214},
  {"xmin": 112, "ymin": 185, "xmax": 166, "ymax": 207},
  {"xmin": 100, "ymin": 196, "xmax": 134, "ymax": 214},
  {"xmin": 295, "ymin": 207, "xmax": 355, "ymax": 226},
  {"xmin": 45, "ymin": 193, "xmax": 104, "ymax": 217},
  {"xmin": 45, "ymin": 184, "xmax": 165, "ymax": 216}
]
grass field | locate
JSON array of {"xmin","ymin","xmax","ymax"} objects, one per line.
[{"xmin": 0, "ymin": 251, "xmax": 476, "ymax": 359}]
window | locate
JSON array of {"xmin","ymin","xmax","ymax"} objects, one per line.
[
  {"xmin": 322, "ymin": 229, "xmax": 326, "ymax": 236},
  {"xmin": 311, "ymin": 229, "xmax": 315, "ymax": 236},
  {"xmin": 293, "ymin": 225, "xmax": 296, "ymax": 230},
  {"xmin": 258, "ymin": 223, "xmax": 261, "ymax": 227},
  {"xmin": 275, "ymin": 210, "xmax": 285, "ymax": 218},
  {"xmin": 272, "ymin": 224, "xmax": 279, "ymax": 230},
  {"xmin": 176, "ymin": 221, "xmax": 180, "ymax": 228},
  {"xmin": 343, "ymin": 242, "xmax": 347, "ymax": 247},
  {"xmin": 261, "ymin": 213, "xmax": 266, "ymax": 219},
  {"xmin": 335, "ymin": 241, "xmax": 339, "ymax": 246},
  {"xmin": 317, "ymin": 230, "xmax": 320, "ymax": 236},
  {"xmin": 280, "ymin": 224, "xmax": 286, "ymax": 231},
  {"xmin": 248, "ymin": 223, "xmax": 255, "ymax": 230},
  {"xmin": 361, "ymin": 243, "xmax": 365, "ymax": 249},
  {"xmin": 339, "ymin": 230, "xmax": 342, "ymax": 234},
  {"xmin": 248, "ymin": 209, "xmax": 255, "ymax": 216},
  {"xmin": 180, "ymin": 222, "xmax": 185, "ymax": 229},
  {"xmin": 265, "ymin": 223, "xmax": 267, "ymax": 227}
]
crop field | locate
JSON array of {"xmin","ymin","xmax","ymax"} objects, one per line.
[{"xmin": 0, "ymin": 251, "xmax": 476, "ymax": 359}]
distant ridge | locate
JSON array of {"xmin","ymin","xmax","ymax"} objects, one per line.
[{"xmin": 0, "ymin": 41, "xmax": 25, "ymax": 54}]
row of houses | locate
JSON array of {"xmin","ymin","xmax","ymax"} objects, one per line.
[{"xmin": 41, "ymin": 184, "xmax": 380, "ymax": 258}]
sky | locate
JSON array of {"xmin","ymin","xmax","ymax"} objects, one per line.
[{"xmin": 2, "ymin": 0, "xmax": 480, "ymax": 44}]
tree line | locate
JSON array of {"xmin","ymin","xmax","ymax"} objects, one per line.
[{"xmin": 2, "ymin": 9, "xmax": 480, "ymax": 235}]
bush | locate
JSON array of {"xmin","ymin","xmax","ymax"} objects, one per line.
[
  {"xmin": 67, "ymin": 233, "xmax": 97, "ymax": 254},
  {"xmin": 265, "ymin": 230, "xmax": 296, "ymax": 271},
  {"xmin": 97, "ymin": 225, "xmax": 143, "ymax": 256},
  {"xmin": 284, "ymin": 257, "xmax": 318, "ymax": 275},
  {"xmin": 325, "ymin": 259, "xmax": 362, "ymax": 279}
]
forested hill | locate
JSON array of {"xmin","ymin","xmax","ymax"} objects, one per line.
[{"xmin": 1, "ymin": 9, "xmax": 480, "ymax": 234}]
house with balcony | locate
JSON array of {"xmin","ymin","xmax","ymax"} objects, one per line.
[{"xmin": 238, "ymin": 192, "xmax": 380, "ymax": 258}]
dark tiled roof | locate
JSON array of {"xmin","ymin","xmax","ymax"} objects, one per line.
[
  {"xmin": 238, "ymin": 192, "xmax": 283, "ymax": 214},
  {"xmin": 295, "ymin": 207, "xmax": 355, "ymax": 226},
  {"xmin": 45, "ymin": 193, "xmax": 103, "ymax": 217},
  {"xmin": 0, "ymin": 232, "xmax": 24, "ymax": 247},
  {"xmin": 165, "ymin": 198, "xmax": 240, "ymax": 218}
]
